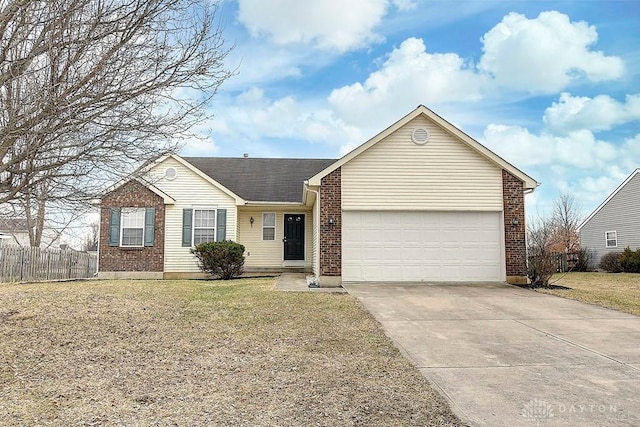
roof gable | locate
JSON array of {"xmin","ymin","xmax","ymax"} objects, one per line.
[
  {"xmin": 99, "ymin": 177, "xmax": 176, "ymax": 205},
  {"xmin": 159, "ymin": 155, "xmax": 246, "ymax": 204},
  {"xmin": 308, "ymin": 105, "xmax": 538, "ymax": 189},
  {"xmin": 578, "ymin": 169, "xmax": 640, "ymax": 231}
]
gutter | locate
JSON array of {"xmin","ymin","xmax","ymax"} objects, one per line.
[
  {"xmin": 524, "ymin": 182, "xmax": 541, "ymax": 195},
  {"xmin": 243, "ymin": 201, "xmax": 304, "ymax": 206}
]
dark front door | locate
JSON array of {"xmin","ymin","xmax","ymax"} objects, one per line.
[{"xmin": 283, "ymin": 214, "xmax": 305, "ymax": 261}]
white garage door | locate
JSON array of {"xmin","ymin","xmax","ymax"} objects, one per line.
[{"xmin": 342, "ymin": 211, "xmax": 504, "ymax": 282}]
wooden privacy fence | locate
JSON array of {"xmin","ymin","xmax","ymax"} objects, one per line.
[
  {"xmin": 0, "ymin": 246, "xmax": 97, "ymax": 283},
  {"xmin": 552, "ymin": 251, "xmax": 580, "ymax": 273}
]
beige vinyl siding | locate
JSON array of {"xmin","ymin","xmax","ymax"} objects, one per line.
[
  {"xmin": 238, "ymin": 207, "xmax": 313, "ymax": 270},
  {"xmin": 342, "ymin": 116, "xmax": 503, "ymax": 211},
  {"xmin": 149, "ymin": 157, "xmax": 237, "ymax": 273}
]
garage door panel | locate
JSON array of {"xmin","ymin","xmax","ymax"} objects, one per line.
[
  {"xmin": 362, "ymin": 229, "xmax": 382, "ymax": 243},
  {"xmin": 381, "ymin": 248, "xmax": 400, "ymax": 262},
  {"xmin": 382, "ymin": 229, "xmax": 402, "ymax": 243},
  {"xmin": 342, "ymin": 211, "xmax": 503, "ymax": 282},
  {"xmin": 362, "ymin": 246, "xmax": 383, "ymax": 260},
  {"xmin": 342, "ymin": 227, "xmax": 362, "ymax": 242}
]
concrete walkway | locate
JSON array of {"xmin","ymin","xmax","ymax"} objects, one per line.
[
  {"xmin": 274, "ymin": 273, "xmax": 347, "ymax": 293},
  {"xmin": 344, "ymin": 282, "xmax": 640, "ymax": 427}
]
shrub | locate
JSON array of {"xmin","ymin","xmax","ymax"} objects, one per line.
[
  {"xmin": 191, "ymin": 240, "xmax": 245, "ymax": 280},
  {"xmin": 619, "ymin": 247, "xmax": 640, "ymax": 273},
  {"xmin": 599, "ymin": 251, "xmax": 622, "ymax": 273},
  {"xmin": 573, "ymin": 248, "xmax": 594, "ymax": 272},
  {"xmin": 527, "ymin": 252, "xmax": 555, "ymax": 287},
  {"xmin": 527, "ymin": 217, "xmax": 556, "ymax": 288}
]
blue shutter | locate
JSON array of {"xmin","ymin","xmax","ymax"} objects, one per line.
[
  {"xmin": 109, "ymin": 208, "xmax": 121, "ymax": 246},
  {"xmin": 182, "ymin": 209, "xmax": 193, "ymax": 247},
  {"xmin": 144, "ymin": 208, "xmax": 155, "ymax": 247},
  {"xmin": 216, "ymin": 209, "xmax": 226, "ymax": 241}
]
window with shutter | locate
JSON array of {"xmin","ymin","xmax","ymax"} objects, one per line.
[
  {"xmin": 120, "ymin": 208, "xmax": 145, "ymax": 247},
  {"xmin": 182, "ymin": 208, "xmax": 226, "ymax": 246},
  {"xmin": 193, "ymin": 209, "xmax": 216, "ymax": 245},
  {"xmin": 262, "ymin": 212, "xmax": 276, "ymax": 240}
]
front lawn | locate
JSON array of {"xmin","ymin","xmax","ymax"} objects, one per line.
[
  {"xmin": 538, "ymin": 272, "xmax": 640, "ymax": 316},
  {"xmin": 0, "ymin": 279, "xmax": 463, "ymax": 426}
]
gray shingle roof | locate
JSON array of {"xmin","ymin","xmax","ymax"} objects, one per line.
[{"xmin": 182, "ymin": 157, "xmax": 337, "ymax": 203}]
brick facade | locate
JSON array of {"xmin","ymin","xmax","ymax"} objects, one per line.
[
  {"xmin": 502, "ymin": 169, "xmax": 526, "ymax": 280},
  {"xmin": 320, "ymin": 168, "xmax": 341, "ymax": 276},
  {"xmin": 99, "ymin": 180, "xmax": 165, "ymax": 272}
]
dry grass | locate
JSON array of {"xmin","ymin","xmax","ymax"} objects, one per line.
[
  {"xmin": 538, "ymin": 272, "xmax": 640, "ymax": 315},
  {"xmin": 0, "ymin": 278, "xmax": 463, "ymax": 426}
]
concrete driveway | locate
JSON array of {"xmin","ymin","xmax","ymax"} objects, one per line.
[{"xmin": 344, "ymin": 282, "xmax": 640, "ymax": 427}]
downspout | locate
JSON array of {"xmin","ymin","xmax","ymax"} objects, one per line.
[{"xmin": 304, "ymin": 180, "xmax": 321, "ymax": 286}]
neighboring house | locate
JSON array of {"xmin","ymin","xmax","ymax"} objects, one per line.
[
  {"xmin": 0, "ymin": 218, "xmax": 30, "ymax": 247},
  {"xmin": 98, "ymin": 105, "xmax": 538, "ymax": 284},
  {"xmin": 578, "ymin": 169, "xmax": 640, "ymax": 268}
]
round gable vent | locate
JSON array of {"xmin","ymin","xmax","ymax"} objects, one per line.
[
  {"xmin": 165, "ymin": 167, "xmax": 177, "ymax": 180},
  {"xmin": 412, "ymin": 127, "xmax": 429, "ymax": 145}
]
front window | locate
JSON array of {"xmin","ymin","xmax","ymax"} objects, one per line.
[
  {"xmin": 605, "ymin": 231, "xmax": 617, "ymax": 248},
  {"xmin": 121, "ymin": 208, "xmax": 145, "ymax": 247},
  {"xmin": 194, "ymin": 209, "xmax": 216, "ymax": 245},
  {"xmin": 263, "ymin": 213, "xmax": 276, "ymax": 240}
]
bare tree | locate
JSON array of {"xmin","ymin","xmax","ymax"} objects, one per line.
[
  {"xmin": 83, "ymin": 221, "xmax": 99, "ymax": 251},
  {"xmin": 551, "ymin": 193, "xmax": 582, "ymax": 253},
  {"xmin": 0, "ymin": 0, "xmax": 233, "ymax": 208},
  {"xmin": 527, "ymin": 193, "xmax": 589, "ymax": 284}
]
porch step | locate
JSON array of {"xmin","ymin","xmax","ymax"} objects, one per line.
[
  {"xmin": 282, "ymin": 267, "xmax": 309, "ymax": 274},
  {"xmin": 243, "ymin": 267, "xmax": 312, "ymax": 275}
]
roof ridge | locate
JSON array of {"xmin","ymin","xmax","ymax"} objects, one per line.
[{"xmin": 182, "ymin": 156, "xmax": 337, "ymax": 161}]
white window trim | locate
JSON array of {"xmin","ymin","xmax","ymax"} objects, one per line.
[
  {"xmin": 605, "ymin": 230, "xmax": 618, "ymax": 248},
  {"xmin": 192, "ymin": 208, "xmax": 217, "ymax": 245},
  {"xmin": 120, "ymin": 207, "xmax": 145, "ymax": 248},
  {"xmin": 262, "ymin": 212, "xmax": 276, "ymax": 241}
]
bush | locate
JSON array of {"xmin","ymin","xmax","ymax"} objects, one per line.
[
  {"xmin": 191, "ymin": 240, "xmax": 245, "ymax": 280},
  {"xmin": 573, "ymin": 247, "xmax": 594, "ymax": 272},
  {"xmin": 527, "ymin": 252, "xmax": 555, "ymax": 287},
  {"xmin": 619, "ymin": 247, "xmax": 640, "ymax": 273},
  {"xmin": 599, "ymin": 251, "xmax": 622, "ymax": 273},
  {"xmin": 526, "ymin": 217, "xmax": 556, "ymax": 288}
]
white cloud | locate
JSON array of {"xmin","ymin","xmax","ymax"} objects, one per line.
[
  {"xmin": 483, "ymin": 123, "xmax": 640, "ymax": 215},
  {"xmin": 223, "ymin": 47, "xmax": 303, "ymax": 90},
  {"xmin": 620, "ymin": 133, "xmax": 640, "ymax": 170},
  {"xmin": 391, "ymin": 0, "xmax": 417, "ymax": 11},
  {"xmin": 571, "ymin": 169, "xmax": 631, "ymax": 212},
  {"xmin": 479, "ymin": 11, "xmax": 624, "ymax": 92},
  {"xmin": 177, "ymin": 122, "xmax": 222, "ymax": 156},
  {"xmin": 328, "ymin": 37, "xmax": 488, "ymax": 128},
  {"xmin": 543, "ymin": 92, "xmax": 640, "ymax": 134},
  {"xmin": 192, "ymin": 87, "xmax": 364, "ymax": 157},
  {"xmin": 237, "ymin": 0, "xmax": 390, "ymax": 52},
  {"xmin": 325, "ymin": 11, "xmax": 624, "ymax": 131},
  {"xmin": 482, "ymin": 125, "xmax": 617, "ymax": 169}
]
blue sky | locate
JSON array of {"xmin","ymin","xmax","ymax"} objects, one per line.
[{"xmin": 180, "ymin": 0, "xmax": 640, "ymax": 219}]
